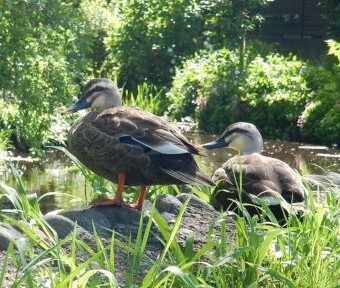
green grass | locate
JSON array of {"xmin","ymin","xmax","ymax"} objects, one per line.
[
  {"xmin": 124, "ymin": 82, "xmax": 165, "ymax": 116},
  {"xmin": 0, "ymin": 164, "xmax": 339, "ymax": 287},
  {"xmin": 0, "ymin": 130, "xmax": 11, "ymax": 153}
]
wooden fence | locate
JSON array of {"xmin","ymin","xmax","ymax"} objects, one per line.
[{"xmin": 257, "ymin": 0, "xmax": 332, "ymax": 58}]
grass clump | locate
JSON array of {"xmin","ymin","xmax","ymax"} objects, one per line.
[
  {"xmin": 124, "ymin": 82, "xmax": 165, "ymax": 116},
  {"xmin": 0, "ymin": 164, "xmax": 339, "ymax": 287}
]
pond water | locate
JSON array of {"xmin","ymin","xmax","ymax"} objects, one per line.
[{"xmin": 1, "ymin": 133, "xmax": 339, "ymax": 213}]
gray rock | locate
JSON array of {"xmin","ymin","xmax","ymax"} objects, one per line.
[
  {"xmin": 60, "ymin": 206, "xmax": 112, "ymax": 236},
  {"xmin": 44, "ymin": 213, "xmax": 96, "ymax": 242},
  {"xmin": 146, "ymin": 194, "xmax": 232, "ymax": 249},
  {"xmin": 155, "ymin": 194, "xmax": 182, "ymax": 215},
  {"xmin": 99, "ymin": 205, "xmax": 142, "ymax": 226},
  {"xmin": 0, "ymin": 223, "xmax": 27, "ymax": 251},
  {"xmin": 159, "ymin": 212, "xmax": 176, "ymax": 223},
  {"xmin": 1, "ymin": 193, "xmax": 236, "ymax": 287},
  {"xmin": 304, "ymin": 172, "xmax": 340, "ymax": 192},
  {"xmin": 177, "ymin": 193, "xmax": 215, "ymax": 212}
]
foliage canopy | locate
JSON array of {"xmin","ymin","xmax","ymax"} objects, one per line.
[{"xmin": 0, "ymin": 0, "xmax": 338, "ymax": 151}]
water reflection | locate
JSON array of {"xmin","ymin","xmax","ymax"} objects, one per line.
[
  {"xmin": 0, "ymin": 152, "xmax": 85, "ymax": 213},
  {"xmin": 0, "ymin": 134, "xmax": 339, "ymax": 212}
]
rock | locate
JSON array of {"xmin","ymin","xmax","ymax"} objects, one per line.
[
  {"xmin": 172, "ymin": 194, "xmax": 232, "ymax": 247},
  {"xmin": 159, "ymin": 211, "xmax": 176, "ymax": 223},
  {"xmin": 99, "ymin": 205, "xmax": 143, "ymax": 226},
  {"xmin": 304, "ymin": 172, "xmax": 340, "ymax": 191},
  {"xmin": 0, "ymin": 222, "xmax": 27, "ymax": 251},
  {"xmin": 51, "ymin": 193, "xmax": 231, "ymax": 249},
  {"xmin": 155, "ymin": 194, "xmax": 182, "ymax": 215},
  {"xmin": 60, "ymin": 206, "xmax": 112, "ymax": 236},
  {"xmin": 177, "ymin": 193, "xmax": 216, "ymax": 212},
  {"xmin": 1, "ymin": 193, "xmax": 235, "ymax": 287},
  {"xmin": 44, "ymin": 213, "xmax": 96, "ymax": 242}
]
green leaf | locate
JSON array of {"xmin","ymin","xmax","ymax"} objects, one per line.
[{"xmin": 77, "ymin": 269, "xmax": 119, "ymax": 288}]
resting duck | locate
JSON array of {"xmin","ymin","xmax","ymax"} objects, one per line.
[
  {"xmin": 63, "ymin": 78, "xmax": 213, "ymax": 210},
  {"xmin": 202, "ymin": 122, "xmax": 306, "ymax": 219}
]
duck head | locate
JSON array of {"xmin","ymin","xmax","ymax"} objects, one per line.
[
  {"xmin": 63, "ymin": 78, "xmax": 122, "ymax": 114},
  {"xmin": 202, "ymin": 122, "xmax": 263, "ymax": 155}
]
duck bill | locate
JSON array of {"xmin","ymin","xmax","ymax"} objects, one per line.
[
  {"xmin": 61, "ymin": 98, "xmax": 90, "ymax": 115},
  {"xmin": 201, "ymin": 138, "xmax": 226, "ymax": 150}
]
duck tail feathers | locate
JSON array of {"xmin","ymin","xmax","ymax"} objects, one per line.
[{"xmin": 161, "ymin": 168, "xmax": 214, "ymax": 186}]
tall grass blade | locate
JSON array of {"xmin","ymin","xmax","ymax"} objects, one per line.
[
  {"xmin": 77, "ymin": 269, "xmax": 119, "ymax": 288},
  {"xmin": 256, "ymin": 265, "xmax": 295, "ymax": 288},
  {"xmin": 154, "ymin": 266, "xmax": 198, "ymax": 288},
  {"xmin": 59, "ymin": 246, "xmax": 111, "ymax": 286},
  {"xmin": 0, "ymin": 242, "xmax": 12, "ymax": 287},
  {"xmin": 141, "ymin": 260, "xmax": 162, "ymax": 288},
  {"xmin": 50, "ymin": 146, "xmax": 91, "ymax": 177},
  {"xmin": 109, "ymin": 231, "xmax": 115, "ymax": 273},
  {"xmin": 132, "ymin": 204, "xmax": 154, "ymax": 276},
  {"xmin": 152, "ymin": 196, "xmax": 190, "ymax": 263},
  {"xmin": 142, "ymin": 198, "xmax": 191, "ymax": 287},
  {"xmin": 257, "ymin": 229, "xmax": 284, "ymax": 264}
]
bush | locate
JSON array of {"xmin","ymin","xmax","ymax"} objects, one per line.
[
  {"xmin": 105, "ymin": 0, "xmax": 269, "ymax": 91},
  {"xmin": 0, "ymin": 0, "xmax": 112, "ymax": 152},
  {"xmin": 240, "ymin": 54, "xmax": 310, "ymax": 139},
  {"xmin": 167, "ymin": 44, "xmax": 310, "ymax": 138},
  {"xmin": 105, "ymin": 0, "xmax": 203, "ymax": 90},
  {"xmin": 300, "ymin": 64, "xmax": 340, "ymax": 145},
  {"xmin": 167, "ymin": 48, "xmax": 241, "ymax": 132}
]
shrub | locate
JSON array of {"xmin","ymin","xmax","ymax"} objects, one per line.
[
  {"xmin": 167, "ymin": 44, "xmax": 309, "ymax": 138},
  {"xmin": 104, "ymin": 0, "xmax": 269, "ymax": 91},
  {"xmin": 240, "ymin": 54, "xmax": 310, "ymax": 139},
  {"xmin": 105, "ymin": 0, "xmax": 204, "ymax": 90},
  {"xmin": 326, "ymin": 40, "xmax": 340, "ymax": 65},
  {"xmin": 167, "ymin": 48, "xmax": 241, "ymax": 132},
  {"xmin": 300, "ymin": 64, "xmax": 340, "ymax": 145},
  {"xmin": 0, "ymin": 0, "xmax": 112, "ymax": 152}
]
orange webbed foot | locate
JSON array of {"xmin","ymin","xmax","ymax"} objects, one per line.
[
  {"xmin": 91, "ymin": 172, "xmax": 126, "ymax": 207},
  {"xmin": 125, "ymin": 186, "xmax": 148, "ymax": 210}
]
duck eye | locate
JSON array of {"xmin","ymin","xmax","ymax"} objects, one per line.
[
  {"xmin": 87, "ymin": 86, "xmax": 105, "ymax": 96},
  {"xmin": 84, "ymin": 86, "xmax": 107, "ymax": 102}
]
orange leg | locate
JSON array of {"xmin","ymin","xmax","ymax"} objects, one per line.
[
  {"xmin": 91, "ymin": 173, "xmax": 125, "ymax": 207},
  {"xmin": 125, "ymin": 186, "xmax": 149, "ymax": 210}
]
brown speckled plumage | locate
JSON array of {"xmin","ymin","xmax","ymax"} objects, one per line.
[
  {"xmin": 202, "ymin": 122, "xmax": 306, "ymax": 218},
  {"xmin": 68, "ymin": 106, "xmax": 212, "ymax": 186},
  {"xmin": 64, "ymin": 79, "xmax": 213, "ymax": 209},
  {"xmin": 212, "ymin": 153, "xmax": 305, "ymax": 205}
]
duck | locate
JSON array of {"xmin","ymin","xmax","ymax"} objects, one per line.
[
  {"xmin": 201, "ymin": 122, "xmax": 307, "ymax": 220},
  {"xmin": 62, "ymin": 78, "xmax": 213, "ymax": 210}
]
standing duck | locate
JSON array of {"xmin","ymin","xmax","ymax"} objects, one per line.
[
  {"xmin": 201, "ymin": 122, "xmax": 306, "ymax": 219},
  {"xmin": 63, "ymin": 78, "xmax": 213, "ymax": 210}
]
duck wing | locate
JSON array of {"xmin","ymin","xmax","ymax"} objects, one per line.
[
  {"xmin": 215, "ymin": 154, "xmax": 305, "ymax": 203},
  {"xmin": 89, "ymin": 107, "xmax": 213, "ymax": 186},
  {"xmin": 95, "ymin": 106, "xmax": 202, "ymax": 156}
]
